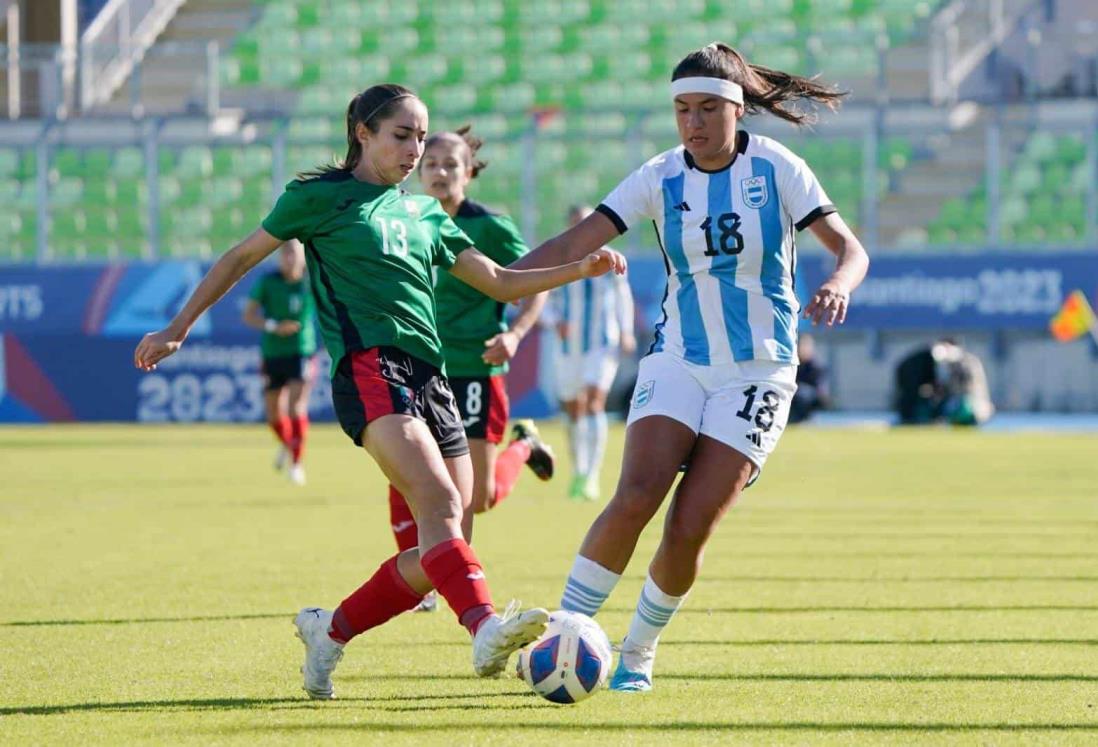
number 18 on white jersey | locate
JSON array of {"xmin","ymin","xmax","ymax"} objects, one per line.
[{"xmin": 596, "ymin": 132, "xmax": 835, "ymax": 367}]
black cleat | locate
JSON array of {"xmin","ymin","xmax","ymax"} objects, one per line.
[{"xmin": 511, "ymin": 419, "xmax": 555, "ymax": 481}]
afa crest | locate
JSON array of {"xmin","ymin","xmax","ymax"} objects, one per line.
[
  {"xmin": 632, "ymin": 380, "xmax": 655, "ymax": 409},
  {"xmin": 741, "ymin": 176, "xmax": 769, "ymax": 209}
]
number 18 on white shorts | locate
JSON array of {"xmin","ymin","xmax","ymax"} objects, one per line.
[{"xmin": 627, "ymin": 351, "xmax": 798, "ymax": 484}]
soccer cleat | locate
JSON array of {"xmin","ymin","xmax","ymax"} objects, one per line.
[
  {"xmin": 511, "ymin": 419, "xmax": 555, "ymax": 481},
  {"xmin": 609, "ymin": 640, "xmax": 655, "ymax": 692},
  {"xmin": 582, "ymin": 476, "xmax": 601, "ymax": 502},
  {"xmin": 413, "ymin": 590, "xmax": 438, "ymax": 613},
  {"xmin": 274, "ymin": 446, "xmax": 289, "ymax": 472},
  {"xmin": 568, "ymin": 474, "xmax": 587, "ymax": 502},
  {"xmin": 293, "ymin": 607, "xmax": 344, "ymax": 700},
  {"xmin": 288, "ymin": 463, "xmax": 307, "ymax": 486},
  {"xmin": 472, "ymin": 601, "xmax": 550, "ymax": 677}
]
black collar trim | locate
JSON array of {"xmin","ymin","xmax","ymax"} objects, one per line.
[{"xmin": 683, "ymin": 131, "xmax": 750, "ymax": 173}]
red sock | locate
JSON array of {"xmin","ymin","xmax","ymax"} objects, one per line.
[
  {"xmin": 329, "ymin": 554, "xmax": 423, "ymax": 644},
  {"xmin": 420, "ymin": 538, "xmax": 495, "ymax": 635},
  {"xmin": 492, "ymin": 439, "xmax": 531, "ymax": 508},
  {"xmin": 388, "ymin": 486, "xmax": 419, "ymax": 552},
  {"xmin": 289, "ymin": 414, "xmax": 308, "ymax": 464},
  {"xmin": 269, "ymin": 416, "xmax": 292, "ymax": 447}
]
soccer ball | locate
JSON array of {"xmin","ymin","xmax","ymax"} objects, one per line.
[{"xmin": 516, "ymin": 610, "xmax": 612, "ymax": 704}]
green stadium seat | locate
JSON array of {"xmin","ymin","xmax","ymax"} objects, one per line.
[
  {"xmin": 0, "ymin": 148, "xmax": 19, "ymax": 178},
  {"xmin": 110, "ymin": 147, "xmax": 144, "ymax": 179},
  {"xmin": 175, "ymin": 146, "xmax": 213, "ymax": 179},
  {"xmin": 516, "ymin": 0, "xmax": 591, "ymax": 25},
  {"xmin": 52, "ymin": 149, "xmax": 82, "ymax": 178},
  {"xmin": 50, "ymin": 177, "xmax": 84, "ymax": 205},
  {"xmin": 429, "ymin": 84, "xmax": 478, "ymax": 113},
  {"xmin": 157, "ymin": 176, "xmax": 182, "ymax": 206},
  {"xmin": 287, "ymin": 117, "xmax": 335, "ymax": 142}
]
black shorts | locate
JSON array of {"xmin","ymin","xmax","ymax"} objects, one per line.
[
  {"xmin": 331, "ymin": 346, "xmax": 469, "ymax": 458},
  {"xmin": 262, "ymin": 354, "xmax": 312, "ymax": 391},
  {"xmin": 449, "ymin": 375, "xmax": 509, "ymax": 443}
]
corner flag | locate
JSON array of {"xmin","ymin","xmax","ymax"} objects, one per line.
[{"xmin": 1049, "ymin": 290, "xmax": 1098, "ymax": 343}]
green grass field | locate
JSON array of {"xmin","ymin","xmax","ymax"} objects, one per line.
[{"xmin": 2, "ymin": 422, "xmax": 1097, "ymax": 745}]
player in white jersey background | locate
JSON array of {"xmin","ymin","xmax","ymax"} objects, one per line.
[
  {"xmin": 513, "ymin": 42, "xmax": 870, "ymax": 692},
  {"xmin": 545, "ymin": 205, "xmax": 636, "ymax": 502}
]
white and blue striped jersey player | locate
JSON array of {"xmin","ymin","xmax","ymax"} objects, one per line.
[
  {"xmin": 596, "ymin": 131, "xmax": 835, "ymax": 479},
  {"xmin": 549, "ymin": 271, "xmax": 635, "ymax": 400}
]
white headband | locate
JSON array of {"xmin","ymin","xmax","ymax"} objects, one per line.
[{"xmin": 670, "ymin": 77, "xmax": 744, "ymax": 105}]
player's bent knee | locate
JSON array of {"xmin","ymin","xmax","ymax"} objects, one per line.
[{"xmin": 663, "ymin": 513, "xmax": 716, "ymax": 551}]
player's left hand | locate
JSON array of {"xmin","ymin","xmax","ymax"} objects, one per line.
[
  {"xmin": 134, "ymin": 328, "xmax": 184, "ymax": 371},
  {"xmin": 804, "ymin": 278, "xmax": 851, "ymax": 326},
  {"xmin": 482, "ymin": 330, "xmax": 520, "ymax": 365},
  {"xmin": 620, "ymin": 333, "xmax": 637, "ymax": 355},
  {"xmin": 579, "ymin": 248, "xmax": 627, "ymax": 278}
]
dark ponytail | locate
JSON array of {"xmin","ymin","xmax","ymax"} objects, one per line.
[
  {"xmin": 672, "ymin": 42, "xmax": 846, "ymax": 126},
  {"xmin": 423, "ymin": 124, "xmax": 488, "ymax": 178},
  {"xmin": 301, "ymin": 83, "xmax": 418, "ymax": 177}
]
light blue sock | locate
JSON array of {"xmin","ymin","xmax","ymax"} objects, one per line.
[{"xmin": 560, "ymin": 554, "xmax": 620, "ymax": 617}]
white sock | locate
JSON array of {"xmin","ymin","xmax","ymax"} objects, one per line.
[
  {"xmin": 560, "ymin": 554, "xmax": 620, "ymax": 617},
  {"xmin": 569, "ymin": 416, "xmax": 590, "ymax": 478},
  {"xmin": 625, "ymin": 572, "xmax": 687, "ymax": 650},
  {"xmin": 585, "ymin": 411, "xmax": 608, "ymax": 485}
]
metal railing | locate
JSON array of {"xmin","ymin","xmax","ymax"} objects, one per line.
[
  {"xmin": 79, "ymin": 0, "xmax": 184, "ymax": 112},
  {"xmin": 929, "ymin": 0, "xmax": 1042, "ymax": 104},
  {"xmin": 1, "ymin": 102, "xmax": 1095, "ymax": 264}
]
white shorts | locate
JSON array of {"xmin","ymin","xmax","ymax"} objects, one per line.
[
  {"xmin": 557, "ymin": 347, "xmax": 620, "ymax": 401},
  {"xmin": 626, "ymin": 351, "xmax": 797, "ymax": 482}
]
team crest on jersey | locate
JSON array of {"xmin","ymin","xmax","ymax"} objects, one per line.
[
  {"xmin": 632, "ymin": 380, "xmax": 655, "ymax": 409},
  {"xmin": 741, "ymin": 176, "xmax": 769, "ymax": 209},
  {"xmin": 403, "ymin": 199, "xmax": 421, "ymax": 217}
]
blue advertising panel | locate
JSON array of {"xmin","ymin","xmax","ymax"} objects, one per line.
[
  {"xmin": 3, "ymin": 253, "xmax": 1094, "ymax": 422},
  {"xmin": 796, "ymin": 253, "xmax": 1098, "ymax": 330}
]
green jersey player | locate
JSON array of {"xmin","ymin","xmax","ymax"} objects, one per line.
[
  {"xmin": 242, "ymin": 239, "xmax": 317, "ymax": 486},
  {"xmin": 133, "ymin": 83, "xmax": 627, "ymax": 700}
]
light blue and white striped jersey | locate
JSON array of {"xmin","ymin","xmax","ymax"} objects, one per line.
[
  {"xmin": 597, "ymin": 132, "xmax": 834, "ymax": 366},
  {"xmin": 551, "ymin": 271, "xmax": 634, "ymax": 355}
]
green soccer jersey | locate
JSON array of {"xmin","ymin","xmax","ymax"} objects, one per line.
[
  {"xmin": 261, "ymin": 171, "xmax": 474, "ymax": 376},
  {"xmin": 435, "ymin": 200, "xmax": 529, "ymax": 377},
  {"xmin": 248, "ymin": 270, "xmax": 318, "ymax": 359}
]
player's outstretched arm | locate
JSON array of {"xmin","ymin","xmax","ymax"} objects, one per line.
[
  {"xmin": 134, "ymin": 228, "xmax": 284, "ymax": 371},
  {"xmin": 482, "ymin": 291, "xmax": 548, "ymax": 366},
  {"xmin": 803, "ymin": 213, "xmax": 869, "ymax": 327},
  {"xmin": 507, "ymin": 210, "xmax": 621, "ymax": 271},
  {"xmin": 449, "ymin": 247, "xmax": 626, "ymax": 304}
]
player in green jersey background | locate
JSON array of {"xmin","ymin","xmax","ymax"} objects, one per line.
[
  {"xmin": 133, "ymin": 83, "xmax": 627, "ymax": 700},
  {"xmin": 387, "ymin": 125, "xmax": 556, "ymax": 613},
  {"xmin": 242, "ymin": 239, "xmax": 317, "ymax": 486}
]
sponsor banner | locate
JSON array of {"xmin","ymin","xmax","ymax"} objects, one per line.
[
  {"xmin": 4, "ymin": 253, "xmax": 1093, "ymax": 422},
  {"xmin": 796, "ymin": 253, "xmax": 1098, "ymax": 329}
]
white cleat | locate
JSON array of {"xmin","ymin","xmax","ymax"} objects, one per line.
[
  {"xmin": 293, "ymin": 607, "xmax": 344, "ymax": 699},
  {"xmin": 472, "ymin": 601, "xmax": 550, "ymax": 677},
  {"xmin": 609, "ymin": 638, "xmax": 656, "ymax": 692},
  {"xmin": 413, "ymin": 590, "xmax": 438, "ymax": 613},
  {"xmin": 273, "ymin": 446, "xmax": 289, "ymax": 472},
  {"xmin": 288, "ymin": 463, "xmax": 306, "ymax": 486}
]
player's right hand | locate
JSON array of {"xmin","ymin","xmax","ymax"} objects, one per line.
[
  {"xmin": 275, "ymin": 320, "xmax": 302, "ymax": 336},
  {"xmin": 579, "ymin": 248, "xmax": 627, "ymax": 278},
  {"xmin": 134, "ymin": 329, "xmax": 184, "ymax": 371}
]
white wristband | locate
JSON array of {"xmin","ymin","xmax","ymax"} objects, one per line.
[{"xmin": 264, "ymin": 319, "xmax": 278, "ymax": 333}]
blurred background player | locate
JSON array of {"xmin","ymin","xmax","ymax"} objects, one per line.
[
  {"xmin": 388, "ymin": 125, "xmax": 556, "ymax": 611},
  {"xmin": 242, "ymin": 239, "xmax": 316, "ymax": 485},
  {"xmin": 788, "ymin": 333, "xmax": 830, "ymax": 424},
  {"xmin": 547, "ymin": 204, "xmax": 636, "ymax": 502},
  {"xmin": 514, "ymin": 43, "xmax": 869, "ymax": 692},
  {"xmin": 134, "ymin": 84, "xmax": 627, "ymax": 699}
]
